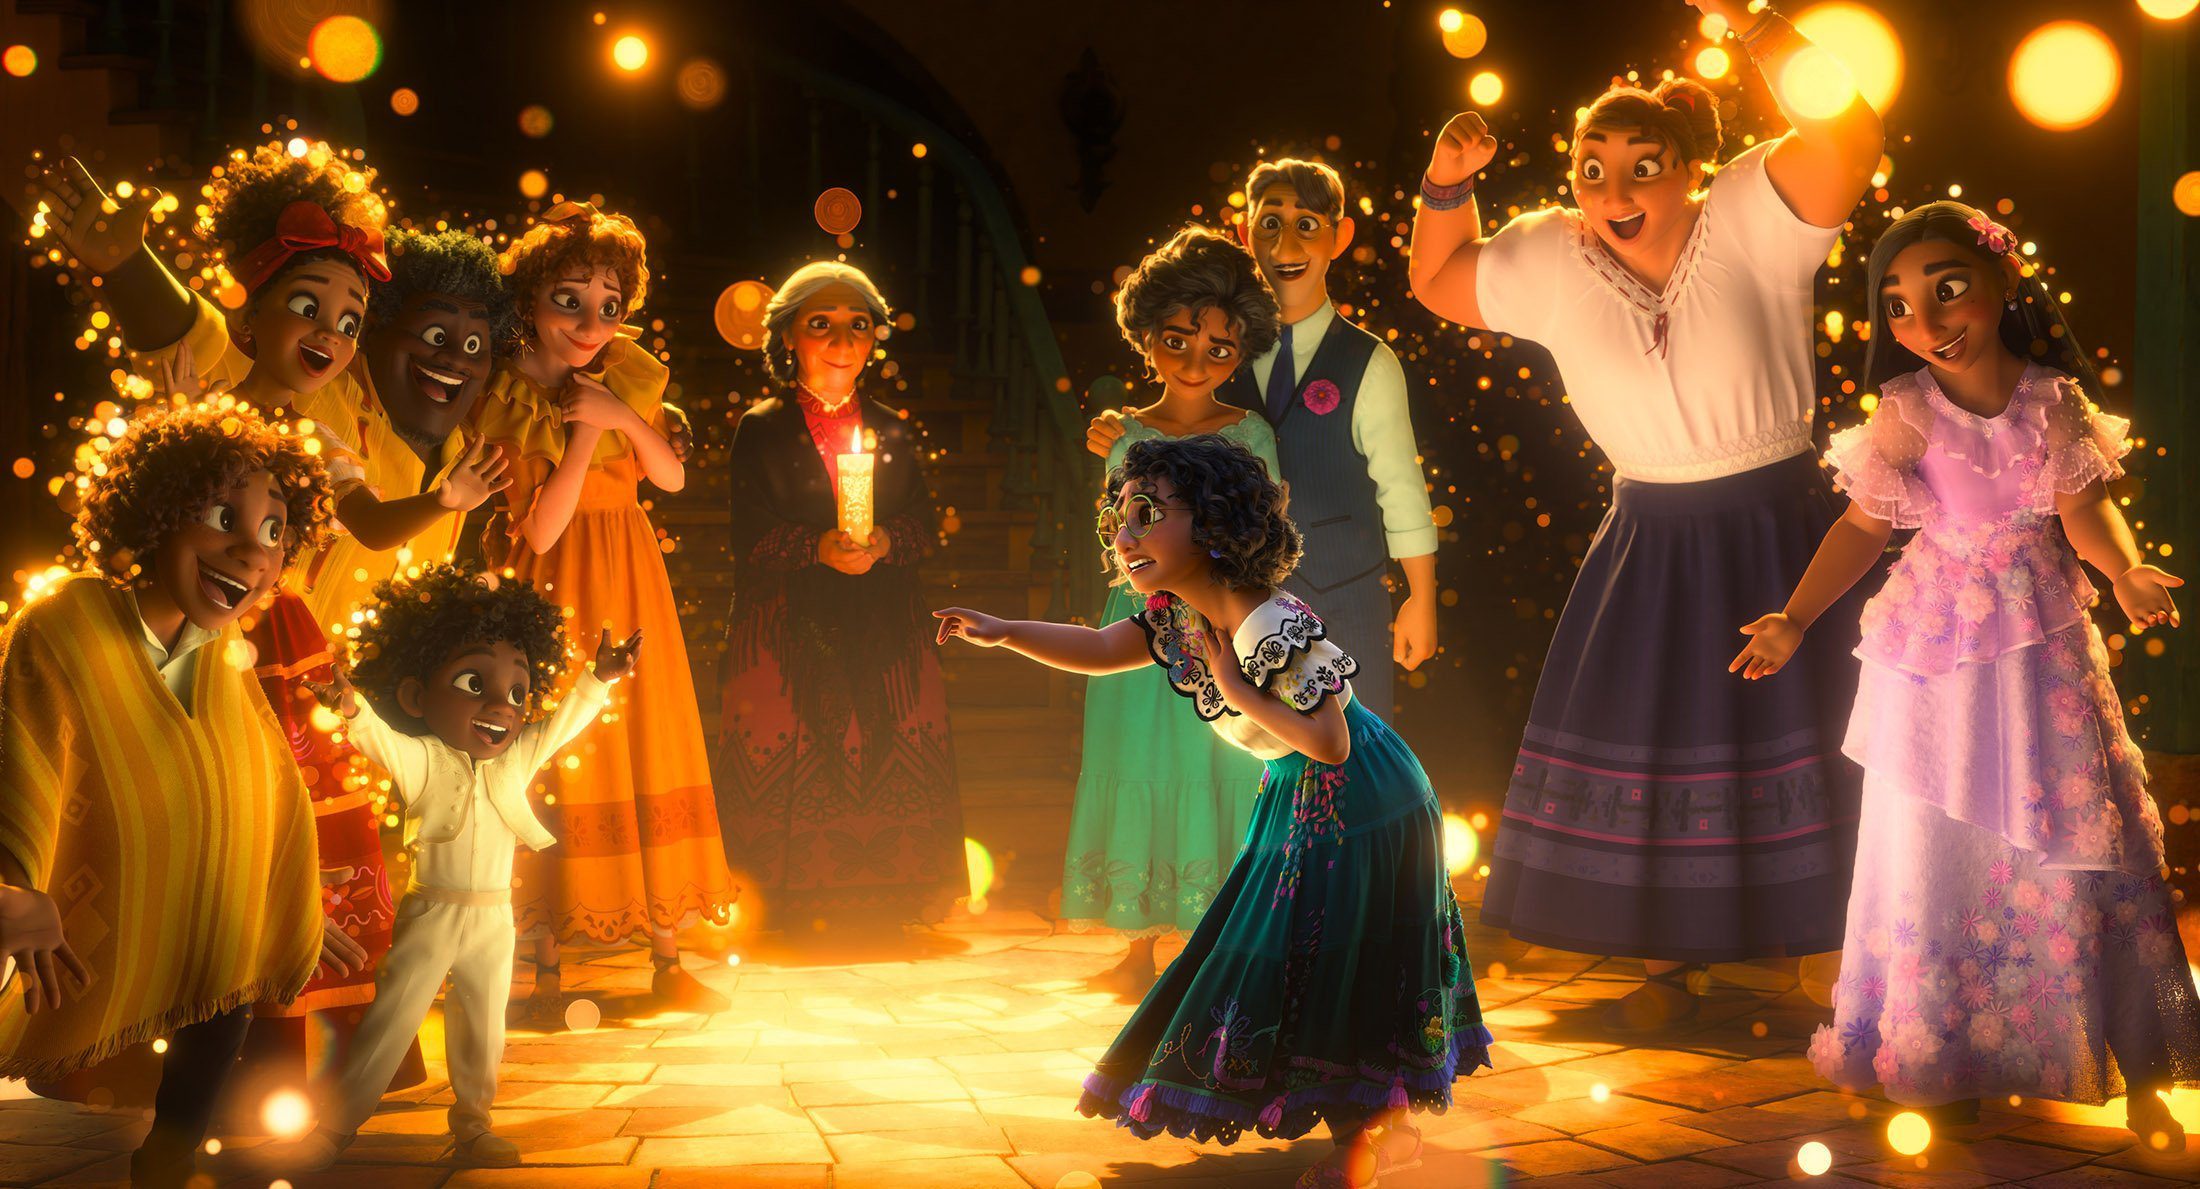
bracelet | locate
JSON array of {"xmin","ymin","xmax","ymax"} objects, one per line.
[
  {"xmin": 1419, "ymin": 172, "xmax": 1476, "ymax": 211},
  {"xmin": 1738, "ymin": 11, "xmax": 1795, "ymax": 60}
]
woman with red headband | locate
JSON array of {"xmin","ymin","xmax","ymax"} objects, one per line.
[
  {"xmin": 472, "ymin": 201, "xmax": 734, "ymax": 1018},
  {"xmin": 1409, "ymin": 0, "xmax": 1885, "ymax": 1032}
]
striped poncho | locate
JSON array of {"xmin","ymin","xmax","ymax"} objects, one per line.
[{"xmin": 0, "ymin": 573, "xmax": 321, "ymax": 1080}]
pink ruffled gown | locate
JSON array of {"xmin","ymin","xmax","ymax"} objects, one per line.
[{"xmin": 1808, "ymin": 364, "xmax": 2200, "ymax": 1106}]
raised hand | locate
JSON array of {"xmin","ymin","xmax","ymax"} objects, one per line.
[
  {"xmin": 148, "ymin": 339, "xmax": 222, "ymax": 404},
  {"xmin": 1427, "ymin": 112, "xmax": 1500, "ymax": 188},
  {"xmin": 31, "ymin": 155, "xmax": 161, "ymax": 275},
  {"xmin": 301, "ymin": 665, "xmax": 360, "ymax": 718},
  {"xmin": 0, "ymin": 886, "xmax": 89, "ymax": 1015},
  {"xmin": 1729, "ymin": 612, "xmax": 1804, "ymax": 681},
  {"xmin": 594, "ymin": 628, "xmax": 644, "ymax": 682},
  {"xmin": 934, "ymin": 607, "xmax": 1010, "ymax": 648},
  {"xmin": 1086, "ymin": 408, "xmax": 1129, "ymax": 460},
  {"xmin": 2114, "ymin": 565, "xmax": 2183, "ymax": 632},
  {"xmin": 435, "ymin": 431, "xmax": 512, "ymax": 512}
]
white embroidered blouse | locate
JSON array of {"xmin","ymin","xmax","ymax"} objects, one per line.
[{"xmin": 1136, "ymin": 591, "xmax": 1357, "ymax": 761}]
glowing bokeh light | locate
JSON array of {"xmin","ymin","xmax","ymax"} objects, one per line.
[
  {"xmin": 518, "ymin": 104, "xmax": 554, "ymax": 138},
  {"xmin": 1589, "ymin": 1082, "xmax": 1610, "ymax": 1102},
  {"xmin": 2175, "ymin": 171, "xmax": 2200, "ymax": 217},
  {"xmin": 1468, "ymin": 70, "xmax": 1503, "ymax": 106},
  {"xmin": 2010, "ymin": 21, "xmax": 2121, "ymax": 131},
  {"xmin": 2, "ymin": 45, "xmax": 35, "ymax": 77},
  {"xmin": 1793, "ymin": 4, "xmax": 1903, "ymax": 113},
  {"xmin": 1698, "ymin": 13, "xmax": 1729, "ymax": 39},
  {"xmin": 261, "ymin": 1090, "xmax": 313, "ymax": 1139},
  {"xmin": 1798, "ymin": 1140, "xmax": 1833, "ymax": 1175},
  {"xmin": 815, "ymin": 187, "xmax": 863, "ymax": 236},
  {"xmin": 965, "ymin": 837, "xmax": 995, "ymax": 909},
  {"xmin": 1440, "ymin": 813, "xmax": 1478, "ymax": 875},
  {"xmin": 389, "ymin": 86, "xmax": 419, "ymax": 116},
  {"xmin": 612, "ymin": 34, "xmax": 649, "ymax": 72},
  {"xmin": 1886, "ymin": 1110, "xmax": 1932, "ymax": 1155},
  {"xmin": 677, "ymin": 57, "xmax": 726, "ymax": 109},
  {"xmin": 2138, "ymin": 0, "xmax": 2199, "ymax": 18},
  {"xmin": 519, "ymin": 169, "xmax": 549, "ymax": 199},
  {"xmin": 1695, "ymin": 46, "xmax": 1731, "ymax": 80},
  {"xmin": 306, "ymin": 15, "xmax": 380, "ymax": 83},
  {"xmin": 1440, "ymin": 12, "xmax": 1488, "ymax": 59},
  {"xmin": 1777, "ymin": 45, "xmax": 1859, "ymax": 120},
  {"xmin": 285, "ymin": 136, "xmax": 309, "ymax": 158},
  {"xmin": 565, "ymin": 996, "xmax": 602, "ymax": 1032},
  {"xmin": 713, "ymin": 279, "xmax": 775, "ymax": 348}
]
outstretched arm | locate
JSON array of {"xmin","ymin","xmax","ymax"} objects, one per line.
[
  {"xmin": 933, "ymin": 608, "xmax": 1150, "ymax": 676},
  {"xmin": 32, "ymin": 156, "xmax": 195, "ymax": 350},
  {"xmin": 1703, "ymin": 1, "xmax": 1885, "ymax": 227},
  {"xmin": 1407, "ymin": 111, "xmax": 1502, "ymax": 329},
  {"xmin": 1731, "ymin": 501, "xmax": 1892, "ymax": 679},
  {"xmin": 2060, "ymin": 483, "xmax": 2181, "ymax": 631}
]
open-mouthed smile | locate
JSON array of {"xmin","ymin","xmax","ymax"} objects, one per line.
[
  {"xmin": 198, "ymin": 561, "xmax": 251, "ymax": 610},
  {"xmin": 298, "ymin": 343, "xmax": 335, "ymax": 377},
  {"xmin": 1607, "ymin": 211, "xmax": 1646, "ymax": 241},
  {"xmin": 410, "ymin": 360, "xmax": 467, "ymax": 404},
  {"xmin": 1929, "ymin": 330, "xmax": 1967, "ymax": 362},
  {"xmin": 470, "ymin": 717, "xmax": 511, "ymax": 747},
  {"xmin": 1270, "ymin": 261, "xmax": 1310, "ymax": 282}
]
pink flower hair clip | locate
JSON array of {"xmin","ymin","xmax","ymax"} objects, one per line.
[{"xmin": 1968, "ymin": 214, "xmax": 2018, "ymax": 257}]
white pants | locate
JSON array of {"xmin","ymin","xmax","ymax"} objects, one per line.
[{"xmin": 327, "ymin": 893, "xmax": 513, "ymax": 1140}]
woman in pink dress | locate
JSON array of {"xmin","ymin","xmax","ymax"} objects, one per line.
[{"xmin": 1734, "ymin": 202, "xmax": 2200, "ymax": 1144}]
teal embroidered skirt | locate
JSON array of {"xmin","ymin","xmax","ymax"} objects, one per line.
[{"xmin": 1077, "ymin": 697, "xmax": 1492, "ymax": 1142}]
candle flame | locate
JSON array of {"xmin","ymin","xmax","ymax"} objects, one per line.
[{"xmin": 850, "ymin": 426, "xmax": 863, "ymax": 453}]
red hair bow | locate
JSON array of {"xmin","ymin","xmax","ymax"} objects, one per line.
[{"xmin": 234, "ymin": 200, "xmax": 391, "ymax": 295}]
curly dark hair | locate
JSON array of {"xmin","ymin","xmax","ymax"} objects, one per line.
[
  {"xmin": 1115, "ymin": 225, "xmax": 1281, "ymax": 361},
  {"xmin": 372, "ymin": 228, "xmax": 518, "ymax": 352},
  {"xmin": 205, "ymin": 140, "xmax": 385, "ymax": 289},
  {"xmin": 1106, "ymin": 435, "xmax": 1300, "ymax": 591},
  {"xmin": 348, "ymin": 561, "xmax": 569, "ymax": 723},
  {"xmin": 75, "ymin": 401, "xmax": 334, "ymax": 581}
]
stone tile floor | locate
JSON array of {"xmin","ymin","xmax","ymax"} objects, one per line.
[{"xmin": 4, "ymin": 893, "xmax": 2199, "ymax": 1187}]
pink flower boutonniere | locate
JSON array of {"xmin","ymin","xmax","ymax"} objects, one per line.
[
  {"xmin": 1968, "ymin": 215, "xmax": 2018, "ymax": 257},
  {"xmin": 1302, "ymin": 380, "xmax": 1341, "ymax": 416}
]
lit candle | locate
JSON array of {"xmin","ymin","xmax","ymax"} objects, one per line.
[{"xmin": 836, "ymin": 425, "xmax": 874, "ymax": 547}]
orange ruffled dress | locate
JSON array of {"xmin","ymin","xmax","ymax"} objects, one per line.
[{"xmin": 473, "ymin": 336, "xmax": 735, "ymax": 943}]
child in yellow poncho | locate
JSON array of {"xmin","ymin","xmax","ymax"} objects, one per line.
[{"xmin": 0, "ymin": 403, "xmax": 342, "ymax": 1188}]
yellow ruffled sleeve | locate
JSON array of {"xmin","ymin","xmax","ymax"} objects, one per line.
[
  {"xmin": 473, "ymin": 361, "xmax": 568, "ymax": 466},
  {"xmin": 129, "ymin": 292, "xmax": 251, "ymax": 395}
]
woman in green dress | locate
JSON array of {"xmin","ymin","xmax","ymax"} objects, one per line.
[{"xmin": 1069, "ymin": 226, "xmax": 1282, "ymax": 995}]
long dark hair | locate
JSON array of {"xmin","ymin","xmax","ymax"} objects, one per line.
[{"xmin": 1862, "ymin": 201, "xmax": 2101, "ymax": 394}]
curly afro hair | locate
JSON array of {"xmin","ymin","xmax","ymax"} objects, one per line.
[
  {"xmin": 1106, "ymin": 435, "xmax": 1300, "ymax": 592},
  {"xmin": 372, "ymin": 227, "xmax": 518, "ymax": 352},
  {"xmin": 75, "ymin": 400, "xmax": 334, "ymax": 581},
  {"xmin": 348, "ymin": 562, "xmax": 569, "ymax": 723},
  {"xmin": 204, "ymin": 139, "xmax": 386, "ymax": 288},
  {"xmin": 1115, "ymin": 225, "xmax": 1281, "ymax": 362},
  {"xmin": 499, "ymin": 205, "xmax": 650, "ymax": 348}
]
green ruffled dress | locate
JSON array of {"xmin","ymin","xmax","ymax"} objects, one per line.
[
  {"xmin": 1061, "ymin": 414, "xmax": 1280, "ymax": 937},
  {"xmin": 1077, "ymin": 591, "xmax": 1490, "ymax": 1141}
]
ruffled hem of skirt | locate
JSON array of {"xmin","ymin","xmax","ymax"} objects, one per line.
[{"xmin": 1073, "ymin": 1023, "xmax": 1494, "ymax": 1144}]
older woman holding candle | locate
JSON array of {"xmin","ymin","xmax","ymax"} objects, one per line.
[{"xmin": 715, "ymin": 262, "xmax": 967, "ymax": 931}]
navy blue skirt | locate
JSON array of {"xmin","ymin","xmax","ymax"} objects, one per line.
[{"xmin": 1480, "ymin": 453, "xmax": 1868, "ymax": 962}]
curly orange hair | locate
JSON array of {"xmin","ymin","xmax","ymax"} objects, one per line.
[{"xmin": 499, "ymin": 204, "xmax": 650, "ymax": 348}]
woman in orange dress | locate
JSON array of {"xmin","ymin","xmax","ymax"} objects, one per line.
[{"xmin": 473, "ymin": 201, "xmax": 733, "ymax": 1014}]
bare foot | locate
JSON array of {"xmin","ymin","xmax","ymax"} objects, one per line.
[{"xmin": 2128, "ymin": 1088, "xmax": 2187, "ymax": 1152}]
